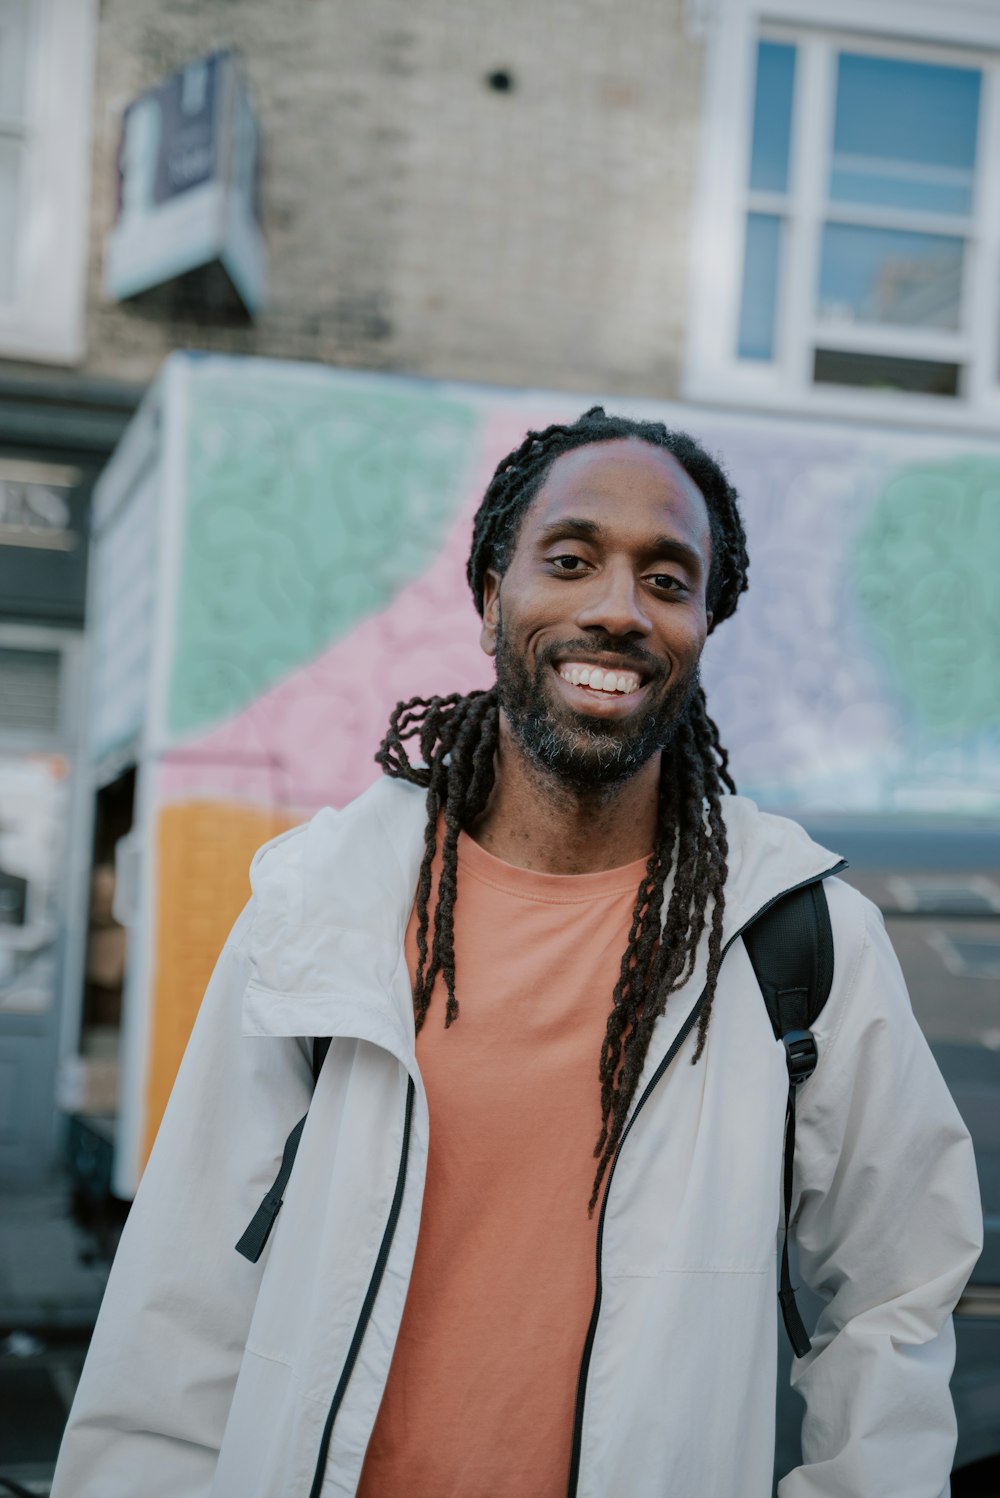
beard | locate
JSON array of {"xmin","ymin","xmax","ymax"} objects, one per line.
[{"xmin": 493, "ymin": 625, "xmax": 700, "ymax": 790}]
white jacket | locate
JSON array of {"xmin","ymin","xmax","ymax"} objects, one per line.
[{"xmin": 52, "ymin": 777, "xmax": 983, "ymax": 1498}]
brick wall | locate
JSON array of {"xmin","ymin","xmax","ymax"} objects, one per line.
[{"xmin": 84, "ymin": 0, "xmax": 705, "ymax": 397}]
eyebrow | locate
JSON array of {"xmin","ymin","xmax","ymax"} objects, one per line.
[{"xmin": 535, "ymin": 517, "xmax": 706, "ymax": 576}]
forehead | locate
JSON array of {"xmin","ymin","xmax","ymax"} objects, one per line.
[{"xmin": 521, "ymin": 438, "xmax": 712, "ymax": 554}]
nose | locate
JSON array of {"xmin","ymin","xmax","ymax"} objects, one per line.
[{"xmin": 574, "ymin": 559, "xmax": 653, "ymax": 639}]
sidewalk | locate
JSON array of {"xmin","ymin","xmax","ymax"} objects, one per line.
[
  {"xmin": 0, "ymin": 1179, "xmax": 113, "ymax": 1496},
  {"xmin": 0, "ymin": 1181, "xmax": 110, "ymax": 1333}
]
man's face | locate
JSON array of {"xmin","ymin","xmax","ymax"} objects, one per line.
[{"xmin": 480, "ymin": 439, "xmax": 715, "ymax": 788}]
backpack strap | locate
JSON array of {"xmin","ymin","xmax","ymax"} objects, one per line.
[
  {"xmin": 742, "ymin": 880, "xmax": 834, "ymax": 1358},
  {"xmin": 235, "ymin": 1038, "xmax": 332, "ymax": 1264},
  {"xmin": 312, "ymin": 1036, "xmax": 331, "ymax": 1084}
]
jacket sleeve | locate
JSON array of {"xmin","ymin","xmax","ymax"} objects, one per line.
[
  {"xmin": 50, "ymin": 898, "xmax": 314, "ymax": 1498},
  {"xmin": 778, "ymin": 888, "xmax": 983, "ymax": 1498}
]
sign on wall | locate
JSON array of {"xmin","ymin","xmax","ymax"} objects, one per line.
[
  {"xmin": 104, "ymin": 50, "xmax": 265, "ymax": 315},
  {"xmin": 0, "ymin": 460, "xmax": 87, "ymax": 624}
]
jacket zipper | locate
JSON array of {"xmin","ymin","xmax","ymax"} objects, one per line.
[
  {"xmin": 564, "ymin": 861, "xmax": 846, "ymax": 1498},
  {"xmin": 308, "ymin": 1075, "xmax": 416, "ymax": 1498}
]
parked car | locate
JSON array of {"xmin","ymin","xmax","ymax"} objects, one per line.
[{"xmin": 774, "ymin": 822, "xmax": 1000, "ymax": 1494}]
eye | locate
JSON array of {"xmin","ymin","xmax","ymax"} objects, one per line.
[
  {"xmin": 548, "ymin": 553, "xmax": 590, "ymax": 574},
  {"xmin": 645, "ymin": 572, "xmax": 687, "ymax": 594}
]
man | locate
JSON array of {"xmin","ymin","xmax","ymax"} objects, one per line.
[{"xmin": 53, "ymin": 408, "xmax": 981, "ymax": 1497}]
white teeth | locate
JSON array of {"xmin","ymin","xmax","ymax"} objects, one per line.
[{"xmin": 558, "ymin": 664, "xmax": 642, "ymax": 695}]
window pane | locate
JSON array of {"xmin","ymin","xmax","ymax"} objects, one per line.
[
  {"xmin": 831, "ymin": 53, "xmax": 980, "ymax": 216},
  {"xmin": 0, "ymin": 0, "xmax": 29, "ymax": 122},
  {"xmin": 813, "ymin": 349, "xmax": 960, "ymax": 396},
  {"xmin": 738, "ymin": 213, "xmax": 782, "ymax": 359},
  {"xmin": 0, "ymin": 648, "xmax": 62, "ymax": 735},
  {"xmin": 749, "ymin": 41, "xmax": 796, "ymax": 194},
  {"xmin": 0, "ymin": 136, "xmax": 20, "ymax": 301},
  {"xmin": 818, "ymin": 223, "xmax": 963, "ymax": 330}
]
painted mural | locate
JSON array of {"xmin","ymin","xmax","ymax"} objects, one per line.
[
  {"xmin": 700, "ymin": 437, "xmax": 1000, "ymax": 813},
  {"xmin": 169, "ymin": 381, "xmax": 480, "ymax": 736},
  {"xmin": 159, "ymin": 367, "xmax": 1000, "ymax": 818},
  {"xmin": 98, "ymin": 358, "xmax": 998, "ymax": 1166}
]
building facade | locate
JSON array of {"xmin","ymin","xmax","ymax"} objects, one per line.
[{"xmin": 1, "ymin": 0, "xmax": 998, "ymax": 1186}]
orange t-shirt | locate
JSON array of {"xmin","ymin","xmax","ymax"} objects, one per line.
[{"xmin": 357, "ymin": 830, "xmax": 649, "ymax": 1498}]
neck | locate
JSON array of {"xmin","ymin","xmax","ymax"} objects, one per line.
[{"xmin": 469, "ymin": 714, "xmax": 661, "ymax": 874}]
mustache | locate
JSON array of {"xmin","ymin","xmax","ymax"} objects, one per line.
[{"xmin": 537, "ymin": 636, "xmax": 667, "ymax": 681}]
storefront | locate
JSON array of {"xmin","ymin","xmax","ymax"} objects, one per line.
[{"xmin": 0, "ymin": 371, "xmax": 136, "ymax": 1184}]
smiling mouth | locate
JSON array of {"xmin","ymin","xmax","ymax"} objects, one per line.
[{"xmin": 556, "ymin": 661, "xmax": 645, "ymax": 696}]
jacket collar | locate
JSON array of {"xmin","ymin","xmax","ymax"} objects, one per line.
[
  {"xmin": 242, "ymin": 775, "xmax": 844, "ymax": 1063},
  {"xmin": 242, "ymin": 777, "xmax": 428, "ymax": 1064}
]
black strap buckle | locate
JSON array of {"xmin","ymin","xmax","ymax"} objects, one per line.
[{"xmin": 782, "ymin": 1028, "xmax": 818, "ymax": 1087}]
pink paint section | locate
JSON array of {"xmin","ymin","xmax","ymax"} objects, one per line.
[
  {"xmin": 161, "ymin": 504, "xmax": 483, "ymax": 809},
  {"xmin": 160, "ymin": 398, "xmax": 583, "ymax": 811}
]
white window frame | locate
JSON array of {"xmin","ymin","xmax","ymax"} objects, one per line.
[
  {"xmin": 685, "ymin": 0, "xmax": 1000, "ymax": 431},
  {"xmin": 0, "ymin": 0, "xmax": 97, "ymax": 365}
]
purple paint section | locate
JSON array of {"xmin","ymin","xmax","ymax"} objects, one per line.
[{"xmin": 701, "ymin": 431, "xmax": 898, "ymax": 809}]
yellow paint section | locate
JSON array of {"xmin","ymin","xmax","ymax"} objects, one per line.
[{"xmin": 143, "ymin": 802, "xmax": 298, "ymax": 1167}]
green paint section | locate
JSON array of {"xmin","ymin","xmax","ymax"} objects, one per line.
[
  {"xmin": 855, "ymin": 456, "xmax": 1000, "ymax": 734},
  {"xmin": 168, "ymin": 374, "xmax": 479, "ymax": 735}
]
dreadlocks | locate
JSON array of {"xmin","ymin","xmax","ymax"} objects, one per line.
[{"xmin": 376, "ymin": 406, "xmax": 749, "ymax": 1212}]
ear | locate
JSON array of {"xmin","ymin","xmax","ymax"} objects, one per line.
[
  {"xmin": 705, "ymin": 608, "xmax": 714, "ymax": 634},
  {"xmin": 480, "ymin": 569, "xmax": 502, "ymax": 657}
]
